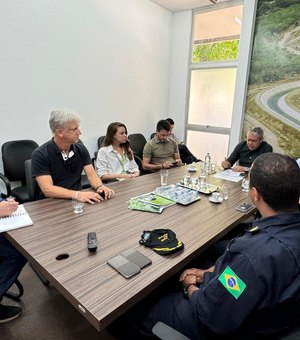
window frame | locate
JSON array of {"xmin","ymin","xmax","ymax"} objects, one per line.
[{"xmin": 184, "ymin": 0, "xmax": 258, "ymax": 155}]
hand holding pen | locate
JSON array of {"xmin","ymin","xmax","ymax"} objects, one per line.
[
  {"xmin": 221, "ymin": 157, "xmax": 231, "ymax": 169},
  {"xmin": 0, "ymin": 198, "xmax": 19, "ymax": 217}
]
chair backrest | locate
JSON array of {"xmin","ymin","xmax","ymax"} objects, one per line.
[
  {"xmin": 150, "ymin": 132, "xmax": 156, "ymax": 139},
  {"xmin": 97, "ymin": 136, "xmax": 106, "ymax": 149},
  {"xmin": 0, "ymin": 172, "xmax": 12, "ymax": 198},
  {"xmin": 128, "ymin": 133, "xmax": 147, "ymax": 159},
  {"xmin": 2, "ymin": 140, "xmax": 39, "ymax": 183},
  {"xmin": 24, "ymin": 159, "xmax": 39, "ymax": 201}
]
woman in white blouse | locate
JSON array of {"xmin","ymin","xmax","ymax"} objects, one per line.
[{"xmin": 96, "ymin": 122, "xmax": 140, "ymax": 181}]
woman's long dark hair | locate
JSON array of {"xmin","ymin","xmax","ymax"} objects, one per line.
[{"xmin": 103, "ymin": 122, "xmax": 133, "ymax": 160}]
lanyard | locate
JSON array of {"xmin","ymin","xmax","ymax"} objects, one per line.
[{"xmin": 114, "ymin": 151, "xmax": 127, "ymax": 173}]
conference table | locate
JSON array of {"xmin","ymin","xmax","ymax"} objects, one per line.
[{"xmin": 6, "ymin": 164, "xmax": 255, "ymax": 331}]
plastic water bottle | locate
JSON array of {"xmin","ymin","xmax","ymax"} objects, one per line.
[{"xmin": 204, "ymin": 153, "xmax": 211, "ymax": 174}]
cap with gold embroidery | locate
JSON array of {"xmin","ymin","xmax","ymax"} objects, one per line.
[{"xmin": 139, "ymin": 228, "xmax": 184, "ymax": 255}]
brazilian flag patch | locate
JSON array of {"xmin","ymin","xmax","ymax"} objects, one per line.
[{"xmin": 218, "ymin": 266, "xmax": 246, "ymax": 299}]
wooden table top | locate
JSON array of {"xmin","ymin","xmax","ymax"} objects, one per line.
[{"xmin": 6, "ymin": 164, "xmax": 255, "ymax": 331}]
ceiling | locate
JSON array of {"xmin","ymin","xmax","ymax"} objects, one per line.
[{"xmin": 150, "ymin": 0, "xmax": 230, "ymax": 12}]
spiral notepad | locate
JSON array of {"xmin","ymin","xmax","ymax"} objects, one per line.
[{"xmin": 0, "ymin": 204, "xmax": 33, "ymax": 232}]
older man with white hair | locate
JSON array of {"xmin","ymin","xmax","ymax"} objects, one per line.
[{"xmin": 32, "ymin": 109, "xmax": 113, "ymax": 203}]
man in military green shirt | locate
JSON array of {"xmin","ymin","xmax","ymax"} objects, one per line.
[{"xmin": 142, "ymin": 120, "xmax": 182, "ymax": 172}]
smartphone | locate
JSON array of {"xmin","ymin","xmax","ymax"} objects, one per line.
[
  {"xmin": 172, "ymin": 161, "xmax": 178, "ymax": 166},
  {"xmin": 107, "ymin": 254, "xmax": 140, "ymax": 278},
  {"xmin": 235, "ymin": 202, "xmax": 253, "ymax": 213},
  {"xmin": 120, "ymin": 248, "xmax": 152, "ymax": 269}
]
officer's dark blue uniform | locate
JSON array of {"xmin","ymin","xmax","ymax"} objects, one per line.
[{"xmin": 144, "ymin": 212, "xmax": 300, "ymax": 339}]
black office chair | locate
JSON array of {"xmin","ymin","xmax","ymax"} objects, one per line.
[
  {"xmin": 128, "ymin": 133, "xmax": 147, "ymax": 160},
  {"xmin": 24, "ymin": 159, "xmax": 39, "ymax": 201},
  {"xmin": 152, "ymin": 322, "xmax": 190, "ymax": 339},
  {"xmin": 76, "ymin": 139, "xmax": 92, "ymax": 189},
  {"xmin": 92, "ymin": 135, "xmax": 106, "ymax": 168},
  {"xmin": 97, "ymin": 136, "xmax": 106, "ymax": 149},
  {"xmin": 152, "ymin": 321, "xmax": 300, "ymax": 340},
  {"xmin": 4, "ymin": 279, "xmax": 24, "ymax": 301},
  {"xmin": 0, "ymin": 172, "xmax": 11, "ymax": 198},
  {"xmin": 1, "ymin": 140, "xmax": 39, "ymax": 203},
  {"xmin": 150, "ymin": 132, "xmax": 156, "ymax": 139},
  {"xmin": 128, "ymin": 133, "xmax": 149, "ymax": 175}
]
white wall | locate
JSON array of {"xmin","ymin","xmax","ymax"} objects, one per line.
[
  {"xmin": 0, "ymin": 0, "xmax": 172, "ymax": 172},
  {"xmin": 168, "ymin": 10, "xmax": 192, "ymax": 141}
]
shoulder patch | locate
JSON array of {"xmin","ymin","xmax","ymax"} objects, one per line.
[{"xmin": 218, "ymin": 266, "xmax": 246, "ymax": 299}]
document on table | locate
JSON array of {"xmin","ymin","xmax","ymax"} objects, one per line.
[
  {"xmin": 213, "ymin": 169, "xmax": 244, "ymax": 182},
  {"xmin": 0, "ymin": 204, "xmax": 33, "ymax": 232}
]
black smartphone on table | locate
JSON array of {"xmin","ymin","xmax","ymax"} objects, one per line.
[{"xmin": 235, "ymin": 203, "xmax": 253, "ymax": 213}]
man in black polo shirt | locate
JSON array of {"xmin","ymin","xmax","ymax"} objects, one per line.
[
  {"xmin": 31, "ymin": 109, "xmax": 113, "ymax": 203},
  {"xmin": 222, "ymin": 127, "xmax": 273, "ymax": 172}
]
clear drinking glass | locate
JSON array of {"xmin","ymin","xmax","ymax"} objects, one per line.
[
  {"xmin": 191, "ymin": 177, "xmax": 198, "ymax": 189},
  {"xmin": 183, "ymin": 174, "xmax": 191, "ymax": 187},
  {"xmin": 199, "ymin": 169, "xmax": 206, "ymax": 188},
  {"xmin": 241, "ymin": 179, "xmax": 250, "ymax": 192},
  {"xmin": 220, "ymin": 184, "xmax": 230, "ymax": 200},
  {"xmin": 160, "ymin": 169, "xmax": 169, "ymax": 186},
  {"xmin": 72, "ymin": 198, "xmax": 84, "ymax": 213}
]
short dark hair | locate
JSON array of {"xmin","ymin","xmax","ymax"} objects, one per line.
[
  {"xmin": 166, "ymin": 118, "xmax": 174, "ymax": 125},
  {"xmin": 156, "ymin": 119, "xmax": 171, "ymax": 132},
  {"xmin": 250, "ymin": 153, "xmax": 300, "ymax": 212}
]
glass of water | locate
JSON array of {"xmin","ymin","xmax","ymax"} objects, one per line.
[
  {"xmin": 220, "ymin": 184, "xmax": 230, "ymax": 200},
  {"xmin": 160, "ymin": 169, "xmax": 169, "ymax": 186},
  {"xmin": 242, "ymin": 178, "xmax": 250, "ymax": 192},
  {"xmin": 72, "ymin": 198, "xmax": 84, "ymax": 214}
]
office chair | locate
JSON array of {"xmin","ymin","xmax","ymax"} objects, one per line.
[
  {"xmin": 97, "ymin": 136, "xmax": 106, "ymax": 149},
  {"xmin": 0, "ymin": 172, "xmax": 11, "ymax": 198},
  {"xmin": 128, "ymin": 133, "xmax": 148, "ymax": 175},
  {"xmin": 152, "ymin": 322, "xmax": 190, "ymax": 340},
  {"xmin": 1, "ymin": 140, "xmax": 39, "ymax": 203},
  {"xmin": 76, "ymin": 139, "xmax": 92, "ymax": 189},
  {"xmin": 152, "ymin": 321, "xmax": 300, "ymax": 340},
  {"xmin": 4, "ymin": 279, "xmax": 24, "ymax": 301},
  {"xmin": 128, "ymin": 133, "xmax": 147, "ymax": 160},
  {"xmin": 92, "ymin": 136, "xmax": 106, "ymax": 168},
  {"xmin": 150, "ymin": 132, "xmax": 156, "ymax": 139},
  {"xmin": 24, "ymin": 159, "xmax": 39, "ymax": 201}
]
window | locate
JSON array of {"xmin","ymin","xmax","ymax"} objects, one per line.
[{"xmin": 186, "ymin": 3, "xmax": 243, "ymax": 164}]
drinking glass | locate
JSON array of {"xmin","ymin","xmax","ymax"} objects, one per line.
[
  {"xmin": 242, "ymin": 178, "xmax": 250, "ymax": 192},
  {"xmin": 72, "ymin": 198, "xmax": 84, "ymax": 214},
  {"xmin": 199, "ymin": 169, "xmax": 206, "ymax": 188},
  {"xmin": 191, "ymin": 177, "xmax": 198, "ymax": 189},
  {"xmin": 160, "ymin": 169, "xmax": 169, "ymax": 186},
  {"xmin": 220, "ymin": 184, "xmax": 230, "ymax": 200},
  {"xmin": 183, "ymin": 174, "xmax": 190, "ymax": 187}
]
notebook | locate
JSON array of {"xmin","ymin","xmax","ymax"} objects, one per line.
[{"xmin": 0, "ymin": 204, "xmax": 33, "ymax": 232}]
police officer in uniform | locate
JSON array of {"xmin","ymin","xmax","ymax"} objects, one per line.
[{"xmin": 143, "ymin": 153, "xmax": 300, "ymax": 339}]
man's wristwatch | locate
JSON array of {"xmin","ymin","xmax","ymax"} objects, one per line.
[{"xmin": 183, "ymin": 283, "xmax": 195, "ymax": 298}]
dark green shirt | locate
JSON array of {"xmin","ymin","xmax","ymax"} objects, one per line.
[{"xmin": 227, "ymin": 141, "xmax": 273, "ymax": 167}]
